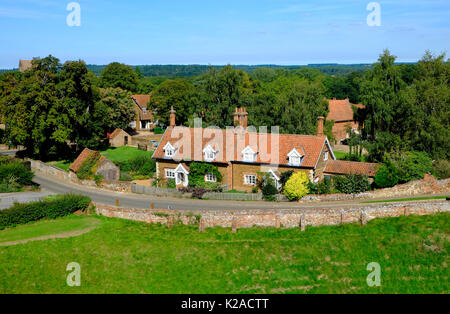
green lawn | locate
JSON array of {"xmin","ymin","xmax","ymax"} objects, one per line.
[
  {"xmin": 0, "ymin": 216, "xmax": 100, "ymax": 244},
  {"xmin": 47, "ymin": 160, "xmax": 72, "ymax": 171},
  {"xmin": 47, "ymin": 147, "xmax": 153, "ymax": 172},
  {"xmin": 0, "ymin": 213, "xmax": 448, "ymax": 294},
  {"xmin": 362, "ymin": 196, "xmax": 449, "ymax": 204},
  {"xmin": 333, "ymin": 151, "xmax": 349, "ymax": 160},
  {"xmin": 100, "ymin": 146, "xmax": 153, "ymax": 164}
]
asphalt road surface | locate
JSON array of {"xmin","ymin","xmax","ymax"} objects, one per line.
[{"xmin": 32, "ymin": 172, "xmax": 378, "ymax": 211}]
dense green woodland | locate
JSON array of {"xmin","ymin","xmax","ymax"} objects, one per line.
[{"xmin": 0, "ymin": 51, "xmax": 448, "ymax": 174}]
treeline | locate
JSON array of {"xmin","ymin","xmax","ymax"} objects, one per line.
[{"xmin": 83, "ymin": 64, "xmax": 373, "ymax": 78}]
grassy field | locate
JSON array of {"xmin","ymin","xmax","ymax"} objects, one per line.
[
  {"xmin": 47, "ymin": 147, "xmax": 153, "ymax": 172},
  {"xmin": 0, "ymin": 213, "xmax": 448, "ymax": 294},
  {"xmin": 0, "ymin": 216, "xmax": 100, "ymax": 244}
]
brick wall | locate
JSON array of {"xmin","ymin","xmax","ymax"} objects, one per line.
[{"xmin": 95, "ymin": 200, "xmax": 449, "ymax": 229}]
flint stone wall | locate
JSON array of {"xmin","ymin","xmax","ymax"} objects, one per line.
[{"xmin": 95, "ymin": 200, "xmax": 449, "ymax": 229}]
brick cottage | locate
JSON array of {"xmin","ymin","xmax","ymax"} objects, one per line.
[{"xmin": 152, "ymin": 107, "xmax": 378, "ymax": 191}]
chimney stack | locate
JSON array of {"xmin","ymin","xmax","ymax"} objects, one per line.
[
  {"xmin": 233, "ymin": 107, "xmax": 248, "ymax": 128},
  {"xmin": 170, "ymin": 106, "xmax": 176, "ymax": 127},
  {"xmin": 317, "ymin": 116, "xmax": 325, "ymax": 136}
]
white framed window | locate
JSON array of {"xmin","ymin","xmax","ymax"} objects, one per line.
[
  {"xmin": 244, "ymin": 174, "xmax": 257, "ymax": 186},
  {"xmin": 289, "ymin": 156, "xmax": 301, "ymax": 166},
  {"xmin": 324, "ymin": 152, "xmax": 329, "ymax": 161},
  {"xmin": 203, "ymin": 145, "xmax": 217, "ymax": 162},
  {"xmin": 205, "ymin": 173, "xmax": 217, "ymax": 183},
  {"xmin": 242, "ymin": 146, "xmax": 256, "ymax": 163},
  {"xmin": 287, "ymin": 148, "xmax": 303, "ymax": 166},
  {"xmin": 164, "ymin": 142, "xmax": 176, "ymax": 158},
  {"xmin": 165, "ymin": 169, "xmax": 175, "ymax": 179}
]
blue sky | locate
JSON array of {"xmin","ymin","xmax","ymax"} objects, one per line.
[{"xmin": 0, "ymin": 0, "xmax": 449, "ymax": 68}]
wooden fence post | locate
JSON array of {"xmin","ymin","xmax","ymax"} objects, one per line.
[
  {"xmin": 360, "ymin": 211, "xmax": 367, "ymax": 226},
  {"xmin": 232, "ymin": 217, "xmax": 238, "ymax": 233},
  {"xmin": 300, "ymin": 214, "xmax": 306, "ymax": 232},
  {"xmin": 116, "ymin": 199, "xmax": 120, "ymax": 207},
  {"xmin": 168, "ymin": 215, "xmax": 174, "ymax": 229},
  {"xmin": 199, "ymin": 218, "xmax": 205, "ymax": 233},
  {"xmin": 151, "ymin": 203, "xmax": 155, "ymax": 210}
]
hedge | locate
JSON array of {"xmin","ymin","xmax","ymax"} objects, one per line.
[{"xmin": 0, "ymin": 194, "xmax": 91, "ymax": 230}]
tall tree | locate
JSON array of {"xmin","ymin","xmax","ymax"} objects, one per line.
[
  {"xmin": 100, "ymin": 62, "xmax": 139, "ymax": 92},
  {"xmin": 149, "ymin": 79, "xmax": 198, "ymax": 126},
  {"xmin": 359, "ymin": 50, "xmax": 409, "ymax": 160}
]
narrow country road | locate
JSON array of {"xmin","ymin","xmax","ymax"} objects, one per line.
[{"xmin": 31, "ymin": 172, "xmax": 448, "ymax": 211}]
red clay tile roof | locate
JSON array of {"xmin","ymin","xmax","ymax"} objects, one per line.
[
  {"xmin": 327, "ymin": 99, "xmax": 365, "ymax": 122},
  {"xmin": 109, "ymin": 128, "xmax": 129, "ymax": 139},
  {"xmin": 153, "ymin": 127, "xmax": 329, "ymax": 168},
  {"xmin": 69, "ymin": 148, "xmax": 96, "ymax": 173},
  {"xmin": 132, "ymin": 94, "xmax": 153, "ymax": 121},
  {"xmin": 324, "ymin": 160, "xmax": 379, "ymax": 177}
]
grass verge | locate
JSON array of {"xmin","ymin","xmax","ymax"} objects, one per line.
[
  {"xmin": 0, "ymin": 213, "xmax": 448, "ymax": 294},
  {"xmin": 362, "ymin": 196, "xmax": 449, "ymax": 204}
]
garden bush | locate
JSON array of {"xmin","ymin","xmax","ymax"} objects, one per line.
[
  {"xmin": 116, "ymin": 155, "xmax": 156, "ymax": 177},
  {"xmin": 167, "ymin": 179, "xmax": 176, "ymax": 189},
  {"xmin": 0, "ymin": 194, "xmax": 91, "ymax": 230},
  {"xmin": 153, "ymin": 127, "xmax": 164, "ymax": 134},
  {"xmin": 262, "ymin": 180, "xmax": 278, "ymax": 201},
  {"xmin": 283, "ymin": 172, "xmax": 309, "ymax": 201},
  {"xmin": 309, "ymin": 177, "xmax": 333, "ymax": 195},
  {"xmin": 387, "ymin": 151, "xmax": 432, "ymax": 183},
  {"xmin": 432, "ymin": 159, "xmax": 450, "ymax": 179},
  {"xmin": 0, "ymin": 161, "xmax": 34, "ymax": 186},
  {"xmin": 374, "ymin": 163, "xmax": 399, "ymax": 188},
  {"xmin": 333, "ymin": 174, "xmax": 371, "ymax": 194},
  {"xmin": 119, "ymin": 172, "xmax": 133, "ymax": 182}
]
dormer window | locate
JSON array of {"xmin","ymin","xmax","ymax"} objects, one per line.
[
  {"xmin": 142, "ymin": 107, "xmax": 147, "ymax": 114},
  {"xmin": 288, "ymin": 148, "xmax": 304, "ymax": 166},
  {"xmin": 242, "ymin": 146, "xmax": 257, "ymax": 163},
  {"xmin": 203, "ymin": 145, "xmax": 218, "ymax": 162},
  {"xmin": 163, "ymin": 142, "xmax": 176, "ymax": 158}
]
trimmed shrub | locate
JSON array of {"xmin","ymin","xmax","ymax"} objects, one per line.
[
  {"xmin": 333, "ymin": 174, "xmax": 371, "ymax": 194},
  {"xmin": 374, "ymin": 163, "xmax": 399, "ymax": 188},
  {"xmin": 0, "ymin": 194, "xmax": 91, "ymax": 230},
  {"xmin": 262, "ymin": 181, "xmax": 278, "ymax": 201},
  {"xmin": 153, "ymin": 127, "xmax": 164, "ymax": 134},
  {"xmin": 309, "ymin": 177, "xmax": 333, "ymax": 195},
  {"xmin": 283, "ymin": 172, "xmax": 309, "ymax": 201}
]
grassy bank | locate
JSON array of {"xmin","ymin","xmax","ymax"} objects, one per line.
[
  {"xmin": 362, "ymin": 196, "xmax": 449, "ymax": 203},
  {"xmin": 0, "ymin": 213, "xmax": 448, "ymax": 294}
]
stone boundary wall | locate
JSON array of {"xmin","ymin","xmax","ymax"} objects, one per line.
[
  {"xmin": 303, "ymin": 175, "xmax": 450, "ymax": 202},
  {"xmin": 29, "ymin": 159, "xmax": 132, "ymax": 193},
  {"xmin": 95, "ymin": 200, "xmax": 449, "ymax": 230}
]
